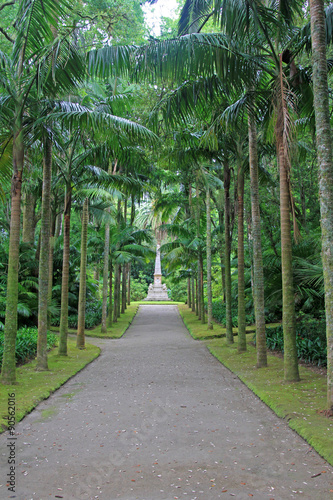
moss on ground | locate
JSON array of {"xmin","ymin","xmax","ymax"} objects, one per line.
[
  {"xmin": 0, "ymin": 339, "xmax": 100, "ymax": 433},
  {"xmin": 179, "ymin": 304, "xmax": 333, "ymax": 466}
]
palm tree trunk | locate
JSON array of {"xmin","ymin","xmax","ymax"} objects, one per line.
[
  {"xmin": 191, "ymin": 275, "xmax": 195, "ymax": 312},
  {"xmin": 47, "ymin": 216, "xmax": 56, "ymax": 331},
  {"xmin": 277, "ymin": 57, "xmax": 300, "ymax": 382},
  {"xmin": 310, "ymin": 0, "xmax": 333, "ymax": 410},
  {"xmin": 237, "ymin": 159, "xmax": 246, "ymax": 352},
  {"xmin": 108, "ymin": 261, "xmax": 113, "ymax": 327},
  {"xmin": 195, "ymin": 278, "xmax": 198, "ymax": 315},
  {"xmin": 101, "ymin": 220, "xmax": 110, "ymax": 333},
  {"xmin": 113, "ymin": 263, "xmax": 119, "ymax": 323},
  {"xmin": 1, "ymin": 120, "xmax": 24, "ymax": 384},
  {"xmin": 77, "ymin": 197, "xmax": 89, "ymax": 348},
  {"xmin": 58, "ymin": 179, "xmax": 72, "ymax": 356},
  {"xmin": 22, "ymin": 191, "xmax": 37, "ymax": 245},
  {"xmin": 206, "ymin": 188, "xmax": 213, "ymax": 329},
  {"xmin": 121, "ymin": 264, "xmax": 127, "ymax": 313},
  {"xmin": 117, "ymin": 265, "xmax": 121, "ymax": 318},
  {"xmin": 36, "ymin": 137, "xmax": 52, "ymax": 370},
  {"xmin": 127, "ymin": 263, "xmax": 131, "ymax": 305},
  {"xmin": 224, "ymin": 160, "xmax": 233, "ymax": 343},
  {"xmin": 248, "ymin": 114, "xmax": 267, "ymax": 367},
  {"xmin": 200, "ymin": 255, "xmax": 205, "ymax": 324},
  {"xmin": 187, "ymin": 277, "xmax": 191, "ymax": 308}
]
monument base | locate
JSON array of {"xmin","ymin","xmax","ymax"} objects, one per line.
[{"xmin": 145, "ymin": 283, "xmax": 170, "ymax": 301}]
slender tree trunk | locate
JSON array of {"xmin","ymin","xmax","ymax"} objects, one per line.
[
  {"xmin": 248, "ymin": 114, "xmax": 267, "ymax": 367},
  {"xmin": 22, "ymin": 191, "xmax": 37, "ymax": 245},
  {"xmin": 187, "ymin": 277, "xmax": 191, "ymax": 309},
  {"xmin": 195, "ymin": 278, "xmax": 198, "ymax": 315},
  {"xmin": 117, "ymin": 265, "xmax": 121, "ymax": 318},
  {"xmin": 196, "ymin": 180, "xmax": 202, "ymax": 320},
  {"xmin": 277, "ymin": 57, "xmax": 299, "ymax": 382},
  {"xmin": 58, "ymin": 179, "xmax": 72, "ymax": 356},
  {"xmin": 237, "ymin": 159, "xmax": 246, "ymax": 352},
  {"xmin": 113, "ymin": 264, "xmax": 119, "ymax": 323},
  {"xmin": 224, "ymin": 160, "xmax": 233, "ymax": 343},
  {"xmin": 127, "ymin": 263, "xmax": 131, "ymax": 305},
  {"xmin": 36, "ymin": 137, "xmax": 52, "ymax": 370},
  {"xmin": 200, "ymin": 255, "xmax": 205, "ymax": 324},
  {"xmin": 191, "ymin": 275, "xmax": 195, "ymax": 312},
  {"xmin": 121, "ymin": 264, "xmax": 127, "ymax": 313},
  {"xmin": 101, "ymin": 220, "xmax": 110, "ymax": 333},
  {"xmin": 1, "ymin": 119, "xmax": 24, "ymax": 384},
  {"xmin": 108, "ymin": 261, "xmax": 113, "ymax": 327},
  {"xmin": 77, "ymin": 197, "xmax": 89, "ymax": 348},
  {"xmin": 310, "ymin": 0, "xmax": 333, "ymax": 410},
  {"xmin": 47, "ymin": 216, "xmax": 56, "ymax": 331},
  {"xmin": 206, "ymin": 188, "xmax": 213, "ymax": 329}
]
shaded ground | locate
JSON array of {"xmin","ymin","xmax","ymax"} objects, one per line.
[{"xmin": 0, "ymin": 305, "xmax": 333, "ymax": 499}]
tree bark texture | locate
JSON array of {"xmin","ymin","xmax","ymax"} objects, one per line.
[
  {"xmin": 224, "ymin": 161, "xmax": 233, "ymax": 343},
  {"xmin": 22, "ymin": 191, "xmax": 37, "ymax": 245},
  {"xmin": 36, "ymin": 137, "xmax": 52, "ymax": 370},
  {"xmin": 206, "ymin": 188, "xmax": 213, "ymax": 329},
  {"xmin": 310, "ymin": 0, "xmax": 333, "ymax": 409},
  {"xmin": 248, "ymin": 114, "xmax": 267, "ymax": 366},
  {"xmin": 58, "ymin": 181, "xmax": 72, "ymax": 356},
  {"xmin": 1, "ymin": 122, "xmax": 24, "ymax": 384},
  {"xmin": 237, "ymin": 159, "xmax": 246, "ymax": 352},
  {"xmin": 101, "ymin": 220, "xmax": 110, "ymax": 334},
  {"xmin": 277, "ymin": 137, "xmax": 300, "ymax": 381},
  {"xmin": 77, "ymin": 197, "xmax": 89, "ymax": 348}
]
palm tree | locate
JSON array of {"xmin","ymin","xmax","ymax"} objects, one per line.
[
  {"xmin": 0, "ymin": 0, "xmax": 83, "ymax": 384},
  {"xmin": 309, "ymin": 0, "xmax": 333, "ymax": 412}
]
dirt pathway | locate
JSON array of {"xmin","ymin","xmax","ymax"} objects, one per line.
[{"xmin": 1, "ymin": 305, "xmax": 332, "ymax": 499}]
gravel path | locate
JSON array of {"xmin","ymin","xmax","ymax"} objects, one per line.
[{"xmin": 1, "ymin": 305, "xmax": 333, "ymax": 500}]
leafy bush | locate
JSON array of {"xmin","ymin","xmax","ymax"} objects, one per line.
[
  {"xmin": 210, "ymin": 299, "xmax": 255, "ymax": 326},
  {"xmin": 52, "ymin": 301, "xmax": 103, "ymax": 329},
  {"xmin": 130, "ymin": 277, "xmax": 148, "ymax": 301},
  {"xmin": 0, "ymin": 327, "xmax": 58, "ymax": 368},
  {"xmin": 264, "ymin": 322, "xmax": 327, "ymax": 366}
]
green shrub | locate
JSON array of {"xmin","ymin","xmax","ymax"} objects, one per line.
[
  {"xmin": 53, "ymin": 301, "xmax": 103, "ymax": 329},
  {"xmin": 0, "ymin": 327, "xmax": 58, "ymax": 368},
  {"xmin": 210, "ymin": 299, "xmax": 255, "ymax": 326},
  {"xmin": 263, "ymin": 322, "xmax": 327, "ymax": 366},
  {"xmin": 130, "ymin": 277, "xmax": 148, "ymax": 301}
]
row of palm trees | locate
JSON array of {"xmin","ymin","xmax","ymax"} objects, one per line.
[
  {"xmin": 86, "ymin": 0, "xmax": 333, "ymax": 409},
  {"xmin": 1, "ymin": 0, "xmax": 333, "ymax": 415}
]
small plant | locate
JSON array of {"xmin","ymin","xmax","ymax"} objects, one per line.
[
  {"xmin": 0, "ymin": 327, "xmax": 58, "ymax": 368},
  {"xmin": 262, "ymin": 322, "xmax": 327, "ymax": 366}
]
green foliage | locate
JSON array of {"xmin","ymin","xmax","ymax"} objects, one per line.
[
  {"xmin": 210, "ymin": 299, "xmax": 255, "ymax": 327},
  {"xmin": 53, "ymin": 300, "xmax": 103, "ymax": 329},
  {"xmin": 0, "ymin": 328, "xmax": 58, "ymax": 369},
  {"xmin": 164, "ymin": 277, "xmax": 186, "ymax": 302},
  {"xmin": 264, "ymin": 319, "xmax": 327, "ymax": 367},
  {"xmin": 130, "ymin": 277, "xmax": 148, "ymax": 301}
]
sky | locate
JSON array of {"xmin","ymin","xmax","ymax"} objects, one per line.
[{"xmin": 143, "ymin": 0, "xmax": 179, "ymax": 36}]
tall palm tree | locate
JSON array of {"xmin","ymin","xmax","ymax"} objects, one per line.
[
  {"xmin": 310, "ymin": 0, "xmax": 333, "ymax": 412},
  {"xmin": 0, "ymin": 0, "xmax": 84, "ymax": 384}
]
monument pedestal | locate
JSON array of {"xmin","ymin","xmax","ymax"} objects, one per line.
[{"xmin": 145, "ymin": 245, "xmax": 170, "ymax": 301}]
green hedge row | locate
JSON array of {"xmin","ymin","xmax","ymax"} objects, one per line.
[{"xmin": 0, "ymin": 327, "xmax": 58, "ymax": 368}]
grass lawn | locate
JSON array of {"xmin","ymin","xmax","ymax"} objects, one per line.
[
  {"xmin": 178, "ymin": 304, "xmax": 333, "ymax": 466},
  {"xmin": 0, "ymin": 338, "xmax": 100, "ymax": 433}
]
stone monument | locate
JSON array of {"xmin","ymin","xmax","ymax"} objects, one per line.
[{"xmin": 145, "ymin": 244, "xmax": 170, "ymax": 301}]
